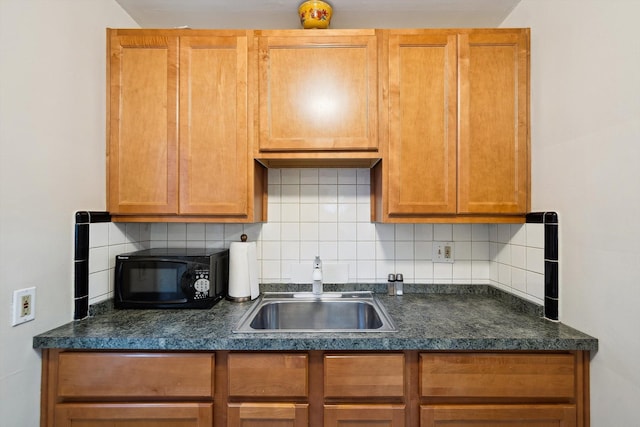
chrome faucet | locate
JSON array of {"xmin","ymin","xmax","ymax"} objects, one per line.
[{"xmin": 312, "ymin": 256, "xmax": 323, "ymax": 295}]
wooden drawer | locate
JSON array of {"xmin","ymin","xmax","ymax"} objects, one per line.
[
  {"xmin": 56, "ymin": 352, "xmax": 214, "ymax": 399},
  {"xmin": 420, "ymin": 353, "xmax": 576, "ymax": 399},
  {"xmin": 421, "ymin": 404, "xmax": 577, "ymax": 426},
  {"xmin": 228, "ymin": 353, "xmax": 308, "ymax": 398},
  {"xmin": 324, "ymin": 354, "xmax": 405, "ymax": 398}
]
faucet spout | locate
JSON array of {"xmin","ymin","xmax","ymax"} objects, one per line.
[{"xmin": 312, "ymin": 256, "xmax": 323, "ymax": 295}]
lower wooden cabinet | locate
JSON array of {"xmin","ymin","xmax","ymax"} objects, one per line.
[
  {"xmin": 227, "ymin": 403, "xmax": 308, "ymax": 427},
  {"xmin": 325, "ymin": 404, "xmax": 405, "ymax": 426},
  {"xmin": 421, "ymin": 404, "xmax": 577, "ymax": 427},
  {"xmin": 41, "ymin": 350, "xmax": 590, "ymax": 427},
  {"xmin": 55, "ymin": 403, "xmax": 213, "ymax": 427}
]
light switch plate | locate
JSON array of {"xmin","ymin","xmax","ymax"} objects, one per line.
[{"xmin": 433, "ymin": 242, "xmax": 455, "ymax": 263}]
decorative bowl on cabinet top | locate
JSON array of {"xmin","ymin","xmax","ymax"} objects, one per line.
[{"xmin": 298, "ymin": 0, "xmax": 333, "ymax": 29}]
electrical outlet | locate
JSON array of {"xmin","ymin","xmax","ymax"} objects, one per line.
[
  {"xmin": 433, "ymin": 242, "xmax": 455, "ymax": 263},
  {"xmin": 12, "ymin": 287, "xmax": 36, "ymax": 326}
]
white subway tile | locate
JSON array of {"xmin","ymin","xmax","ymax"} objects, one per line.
[
  {"xmin": 281, "ymin": 169, "xmax": 300, "ymax": 184},
  {"xmin": 319, "ymin": 242, "xmax": 338, "ymax": 261},
  {"xmin": 262, "ymin": 241, "xmax": 281, "ymax": 260},
  {"xmin": 415, "ymin": 261, "xmax": 434, "ymax": 280},
  {"xmin": 511, "ymin": 224, "xmax": 526, "ymax": 246},
  {"xmin": 526, "ymin": 223, "xmax": 544, "ymax": 248},
  {"xmin": 300, "ymin": 185, "xmax": 319, "ymax": 202},
  {"xmin": 338, "ymin": 184, "xmax": 357, "ymax": 203},
  {"xmin": 471, "ymin": 241, "xmax": 490, "ymax": 261},
  {"xmin": 356, "ymin": 168, "xmax": 370, "ymax": 184},
  {"xmin": 511, "ymin": 244, "xmax": 526, "ymax": 269},
  {"xmin": 395, "ymin": 224, "xmax": 414, "ymax": 241},
  {"xmin": 356, "ymin": 222, "xmax": 376, "ymax": 241},
  {"xmin": 300, "ymin": 222, "xmax": 319, "ymax": 241},
  {"xmin": 319, "ymin": 168, "xmax": 338, "ymax": 184},
  {"xmin": 511, "ymin": 267, "xmax": 527, "ymax": 292},
  {"xmin": 300, "ymin": 203, "xmax": 319, "ymax": 222},
  {"xmin": 318, "ymin": 203, "xmax": 338, "ymax": 222},
  {"xmin": 356, "ymin": 260, "xmax": 376, "ymax": 281},
  {"xmin": 455, "ymin": 241, "xmax": 472, "ymax": 260},
  {"xmin": 89, "ymin": 246, "xmax": 109, "ymax": 273},
  {"xmin": 526, "ymin": 247, "xmax": 545, "ymax": 274},
  {"xmin": 280, "ymin": 223, "xmax": 300, "ymax": 241},
  {"xmin": 395, "ymin": 241, "xmax": 414, "ymax": 260},
  {"xmin": 338, "ymin": 241, "xmax": 357, "ymax": 260},
  {"xmin": 205, "ymin": 224, "xmax": 224, "ymax": 240},
  {"xmin": 471, "ymin": 223, "xmax": 490, "ymax": 241},
  {"xmin": 319, "ymin": 222, "xmax": 338, "ymax": 241},
  {"xmin": 453, "ymin": 260, "xmax": 472, "ymax": 280},
  {"xmin": 375, "ymin": 223, "xmax": 395, "ymax": 241},
  {"xmin": 338, "ymin": 203, "xmax": 357, "ymax": 222},
  {"xmin": 453, "ymin": 224, "xmax": 472, "ymax": 241},
  {"xmin": 338, "ymin": 169, "xmax": 357, "ymax": 184},
  {"xmin": 186, "ymin": 223, "xmax": 205, "ymax": 241},
  {"xmin": 281, "ymin": 184, "xmax": 300, "ymax": 202},
  {"xmin": 268, "ymin": 168, "xmax": 281, "ymax": 184},
  {"xmin": 414, "ymin": 241, "xmax": 432, "ymax": 260},
  {"xmin": 434, "ymin": 224, "xmax": 453, "ymax": 241},
  {"xmin": 300, "ymin": 168, "xmax": 319, "ymax": 184},
  {"xmin": 281, "ymin": 241, "xmax": 300, "ymax": 260},
  {"xmin": 526, "ymin": 271, "xmax": 545, "ymax": 300},
  {"xmin": 319, "ymin": 185, "xmax": 338, "ymax": 203},
  {"xmin": 376, "ymin": 240, "xmax": 395, "ymax": 259},
  {"xmin": 90, "ymin": 223, "xmax": 109, "ymax": 248},
  {"xmin": 224, "ymin": 224, "xmax": 244, "ymax": 242},
  {"xmin": 167, "ymin": 223, "xmax": 187, "ymax": 241},
  {"xmin": 414, "ymin": 224, "xmax": 434, "ymax": 241},
  {"xmin": 281, "ymin": 203, "xmax": 300, "ymax": 222},
  {"xmin": 357, "ymin": 241, "xmax": 376, "ymax": 260},
  {"xmin": 338, "ymin": 223, "xmax": 357, "ymax": 241}
]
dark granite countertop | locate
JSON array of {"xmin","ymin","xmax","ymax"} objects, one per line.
[{"xmin": 33, "ymin": 285, "xmax": 597, "ymax": 352}]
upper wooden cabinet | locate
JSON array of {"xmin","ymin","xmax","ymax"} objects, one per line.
[
  {"xmin": 373, "ymin": 28, "xmax": 530, "ymax": 223},
  {"xmin": 107, "ymin": 29, "xmax": 265, "ymax": 222},
  {"xmin": 255, "ymin": 30, "xmax": 381, "ymax": 167}
]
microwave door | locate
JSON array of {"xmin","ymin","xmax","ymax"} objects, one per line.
[{"xmin": 120, "ymin": 260, "xmax": 188, "ymax": 303}]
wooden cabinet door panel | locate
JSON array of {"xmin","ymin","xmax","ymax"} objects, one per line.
[
  {"xmin": 420, "ymin": 353, "xmax": 576, "ymax": 399},
  {"xmin": 108, "ymin": 34, "xmax": 179, "ymax": 214},
  {"xmin": 55, "ymin": 403, "xmax": 212, "ymax": 427},
  {"xmin": 458, "ymin": 30, "xmax": 529, "ymax": 214},
  {"xmin": 258, "ymin": 33, "xmax": 378, "ymax": 152},
  {"xmin": 228, "ymin": 353, "xmax": 308, "ymax": 398},
  {"xmin": 421, "ymin": 404, "xmax": 576, "ymax": 427},
  {"xmin": 228, "ymin": 403, "xmax": 308, "ymax": 427},
  {"xmin": 57, "ymin": 352, "xmax": 214, "ymax": 399},
  {"xmin": 325, "ymin": 404, "xmax": 405, "ymax": 427},
  {"xmin": 324, "ymin": 354, "xmax": 405, "ymax": 398},
  {"xmin": 179, "ymin": 35, "xmax": 251, "ymax": 215},
  {"xmin": 387, "ymin": 32, "xmax": 457, "ymax": 215}
]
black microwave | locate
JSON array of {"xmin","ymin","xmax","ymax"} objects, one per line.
[{"xmin": 114, "ymin": 248, "xmax": 229, "ymax": 309}]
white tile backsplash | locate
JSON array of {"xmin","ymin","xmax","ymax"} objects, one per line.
[
  {"xmin": 88, "ymin": 222, "xmax": 150, "ymax": 304},
  {"xmin": 85, "ymin": 168, "xmax": 547, "ymax": 306}
]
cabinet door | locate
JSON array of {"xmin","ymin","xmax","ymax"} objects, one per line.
[
  {"xmin": 227, "ymin": 403, "xmax": 308, "ymax": 427},
  {"xmin": 458, "ymin": 30, "xmax": 530, "ymax": 214},
  {"xmin": 55, "ymin": 403, "xmax": 212, "ymax": 427},
  {"xmin": 386, "ymin": 31, "xmax": 457, "ymax": 215},
  {"xmin": 179, "ymin": 34, "xmax": 252, "ymax": 216},
  {"xmin": 258, "ymin": 32, "xmax": 378, "ymax": 152},
  {"xmin": 421, "ymin": 404, "xmax": 576, "ymax": 427},
  {"xmin": 325, "ymin": 404, "xmax": 405, "ymax": 427},
  {"xmin": 108, "ymin": 33, "xmax": 179, "ymax": 214}
]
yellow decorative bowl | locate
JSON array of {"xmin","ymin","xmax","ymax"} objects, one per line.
[{"xmin": 298, "ymin": 0, "xmax": 333, "ymax": 29}]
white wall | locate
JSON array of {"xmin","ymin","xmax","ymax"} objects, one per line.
[
  {"xmin": 0, "ymin": 1, "xmax": 137, "ymax": 425},
  {"xmin": 502, "ymin": 0, "xmax": 640, "ymax": 425}
]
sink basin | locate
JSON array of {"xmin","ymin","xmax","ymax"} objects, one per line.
[{"xmin": 233, "ymin": 292, "xmax": 396, "ymax": 333}]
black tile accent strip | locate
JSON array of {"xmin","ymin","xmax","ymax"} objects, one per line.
[
  {"xmin": 545, "ymin": 260, "xmax": 559, "ymax": 299},
  {"xmin": 73, "ymin": 211, "xmax": 111, "ymax": 319},
  {"xmin": 544, "ymin": 212, "xmax": 558, "ymax": 224},
  {"xmin": 74, "ymin": 260, "xmax": 89, "ymax": 298},
  {"xmin": 74, "ymin": 296, "xmax": 89, "ymax": 321},
  {"xmin": 74, "ymin": 224, "xmax": 89, "ymax": 261},
  {"xmin": 545, "ymin": 224, "xmax": 559, "ymax": 261},
  {"xmin": 525, "ymin": 212, "xmax": 545, "ymax": 223},
  {"xmin": 544, "ymin": 297, "xmax": 559, "ymax": 321},
  {"xmin": 527, "ymin": 211, "xmax": 560, "ymax": 320}
]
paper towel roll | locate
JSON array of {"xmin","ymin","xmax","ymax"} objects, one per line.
[{"xmin": 227, "ymin": 240, "xmax": 259, "ymax": 301}]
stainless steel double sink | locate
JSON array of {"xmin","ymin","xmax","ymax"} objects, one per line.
[{"xmin": 233, "ymin": 292, "xmax": 396, "ymax": 333}]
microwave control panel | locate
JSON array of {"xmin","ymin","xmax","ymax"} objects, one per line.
[{"xmin": 190, "ymin": 270, "xmax": 211, "ymax": 299}]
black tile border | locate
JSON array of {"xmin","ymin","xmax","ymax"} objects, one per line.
[
  {"xmin": 527, "ymin": 212, "xmax": 560, "ymax": 321},
  {"xmin": 74, "ymin": 211, "xmax": 111, "ymax": 320}
]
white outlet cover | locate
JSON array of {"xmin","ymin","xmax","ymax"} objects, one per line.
[
  {"xmin": 12, "ymin": 287, "xmax": 36, "ymax": 326},
  {"xmin": 433, "ymin": 242, "xmax": 455, "ymax": 263}
]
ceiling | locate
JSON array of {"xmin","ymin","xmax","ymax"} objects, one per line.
[{"xmin": 114, "ymin": 0, "xmax": 522, "ymax": 29}]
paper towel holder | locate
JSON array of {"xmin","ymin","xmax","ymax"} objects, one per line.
[{"xmin": 226, "ymin": 234, "xmax": 259, "ymax": 303}]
